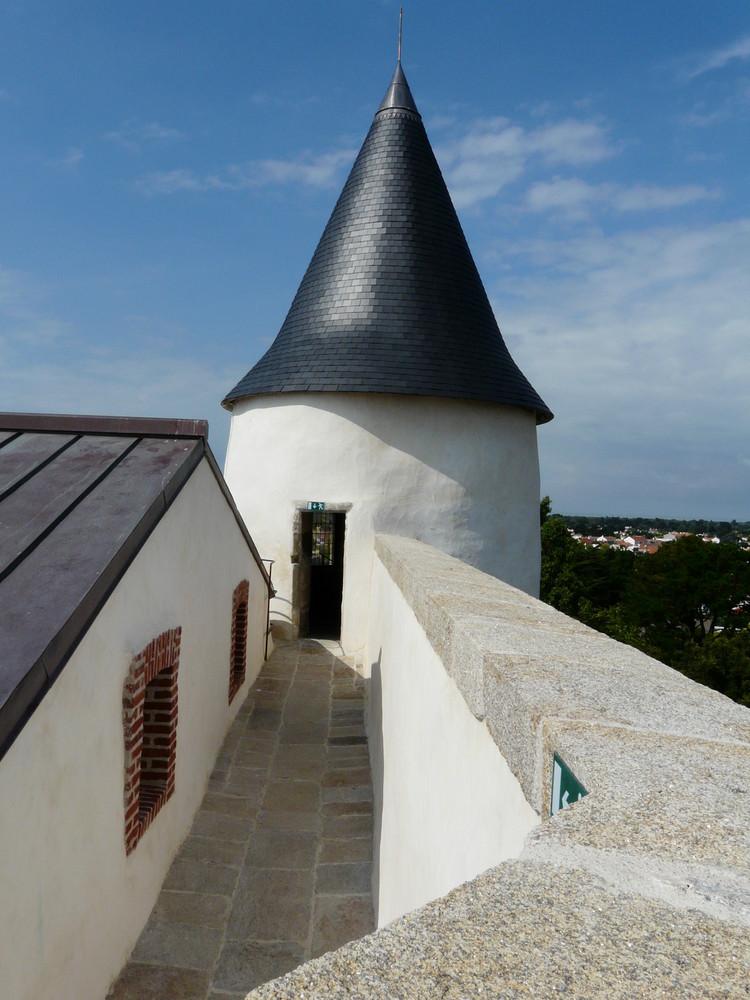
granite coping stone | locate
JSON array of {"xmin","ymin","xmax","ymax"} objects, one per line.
[
  {"xmin": 482, "ymin": 653, "xmax": 749, "ymax": 811},
  {"xmin": 248, "ymin": 861, "xmax": 750, "ymax": 999},
  {"xmin": 537, "ymin": 721, "xmax": 750, "ymax": 864},
  {"xmin": 245, "ymin": 535, "xmax": 750, "ymax": 997}
]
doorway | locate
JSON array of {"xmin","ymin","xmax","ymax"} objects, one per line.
[{"xmin": 298, "ymin": 510, "xmax": 346, "ymax": 639}]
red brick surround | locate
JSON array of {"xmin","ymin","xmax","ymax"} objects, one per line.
[
  {"xmin": 122, "ymin": 627, "xmax": 181, "ymax": 856},
  {"xmin": 229, "ymin": 580, "xmax": 249, "ymax": 704}
]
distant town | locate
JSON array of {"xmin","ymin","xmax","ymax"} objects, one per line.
[{"xmin": 559, "ymin": 515, "xmax": 750, "ymax": 553}]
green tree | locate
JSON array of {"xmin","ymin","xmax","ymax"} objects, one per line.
[
  {"xmin": 624, "ymin": 537, "xmax": 750, "ymax": 658},
  {"xmin": 676, "ymin": 630, "xmax": 750, "ymax": 708},
  {"xmin": 540, "ymin": 501, "xmax": 750, "ymax": 708},
  {"xmin": 540, "ymin": 495, "xmax": 552, "ymax": 527},
  {"xmin": 577, "ymin": 545, "xmax": 634, "ymax": 610},
  {"xmin": 577, "ymin": 598, "xmax": 642, "ymax": 647},
  {"xmin": 540, "ymin": 516, "xmax": 583, "ymax": 616}
]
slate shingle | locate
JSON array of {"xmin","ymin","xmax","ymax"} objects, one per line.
[{"xmin": 224, "ymin": 64, "xmax": 552, "ymax": 423}]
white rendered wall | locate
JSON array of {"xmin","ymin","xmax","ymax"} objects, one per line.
[
  {"xmin": 0, "ymin": 459, "xmax": 268, "ymax": 1000},
  {"xmin": 225, "ymin": 392, "xmax": 541, "ymax": 650},
  {"xmin": 366, "ymin": 552, "xmax": 539, "ymax": 925}
]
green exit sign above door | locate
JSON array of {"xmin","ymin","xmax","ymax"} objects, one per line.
[
  {"xmin": 551, "ymin": 753, "xmax": 588, "ymax": 816},
  {"xmin": 307, "ymin": 501, "xmax": 326, "ymax": 511}
]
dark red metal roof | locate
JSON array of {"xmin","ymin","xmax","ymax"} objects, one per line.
[{"xmin": 0, "ymin": 413, "xmax": 270, "ymax": 761}]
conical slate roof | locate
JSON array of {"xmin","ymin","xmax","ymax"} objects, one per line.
[{"xmin": 223, "ymin": 63, "xmax": 552, "ymax": 423}]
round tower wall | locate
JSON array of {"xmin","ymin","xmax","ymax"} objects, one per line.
[{"xmin": 224, "ymin": 393, "xmax": 541, "ymax": 651}]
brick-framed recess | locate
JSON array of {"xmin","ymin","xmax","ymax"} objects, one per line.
[
  {"xmin": 229, "ymin": 580, "xmax": 249, "ymax": 704},
  {"xmin": 122, "ymin": 627, "xmax": 181, "ymax": 856}
]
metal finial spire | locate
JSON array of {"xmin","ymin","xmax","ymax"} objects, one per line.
[{"xmin": 398, "ymin": 7, "xmax": 403, "ymax": 63}]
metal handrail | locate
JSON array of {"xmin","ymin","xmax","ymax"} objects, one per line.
[{"xmin": 262, "ymin": 559, "xmax": 275, "ymax": 660}]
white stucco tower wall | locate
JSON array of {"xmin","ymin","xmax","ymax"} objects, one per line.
[
  {"xmin": 223, "ymin": 61, "xmax": 551, "ymax": 648},
  {"xmin": 225, "ymin": 391, "xmax": 540, "ymax": 650}
]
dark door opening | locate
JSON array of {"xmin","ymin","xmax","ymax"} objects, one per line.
[{"xmin": 302, "ymin": 510, "xmax": 345, "ymax": 639}]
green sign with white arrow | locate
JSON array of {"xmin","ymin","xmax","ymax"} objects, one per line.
[{"xmin": 550, "ymin": 752, "xmax": 588, "ymax": 816}]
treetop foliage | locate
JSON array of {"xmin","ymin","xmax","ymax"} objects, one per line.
[{"xmin": 540, "ymin": 498, "xmax": 750, "ymax": 707}]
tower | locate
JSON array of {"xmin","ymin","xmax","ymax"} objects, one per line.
[{"xmin": 223, "ymin": 60, "xmax": 552, "ymax": 649}]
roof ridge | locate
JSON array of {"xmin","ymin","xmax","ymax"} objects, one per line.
[{"xmin": 0, "ymin": 413, "xmax": 209, "ymax": 439}]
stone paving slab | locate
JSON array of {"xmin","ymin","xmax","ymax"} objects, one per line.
[
  {"xmin": 106, "ymin": 640, "xmax": 374, "ymax": 999},
  {"xmin": 130, "ymin": 922, "xmax": 223, "ymax": 970},
  {"xmin": 316, "ymin": 862, "xmax": 372, "ymax": 894},
  {"xmin": 107, "ymin": 963, "xmax": 210, "ymax": 1000},
  {"xmin": 177, "ymin": 835, "xmax": 247, "ymax": 867},
  {"xmin": 246, "ymin": 829, "xmax": 320, "ymax": 869},
  {"xmin": 163, "ymin": 859, "xmax": 239, "ymax": 895},
  {"xmin": 212, "ymin": 939, "xmax": 306, "ymax": 993},
  {"xmin": 320, "ymin": 838, "xmax": 373, "ymax": 864},
  {"xmin": 225, "ymin": 867, "xmax": 314, "ymax": 942},
  {"xmin": 152, "ymin": 891, "xmax": 232, "ymax": 930},
  {"xmin": 311, "ymin": 894, "xmax": 375, "ymax": 959}
]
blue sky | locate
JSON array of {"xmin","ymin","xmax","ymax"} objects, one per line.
[{"xmin": 1, "ymin": 1, "xmax": 749, "ymax": 519}]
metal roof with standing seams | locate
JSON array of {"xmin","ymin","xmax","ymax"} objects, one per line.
[
  {"xmin": 223, "ymin": 62, "xmax": 552, "ymax": 423},
  {"xmin": 0, "ymin": 412, "xmax": 271, "ymax": 762}
]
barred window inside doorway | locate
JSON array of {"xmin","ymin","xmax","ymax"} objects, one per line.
[{"xmin": 311, "ymin": 512, "xmax": 335, "ymax": 565}]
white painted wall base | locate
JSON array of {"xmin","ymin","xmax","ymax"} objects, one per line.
[{"xmin": 366, "ymin": 551, "xmax": 539, "ymax": 926}]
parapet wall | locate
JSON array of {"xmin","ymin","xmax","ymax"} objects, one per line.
[
  {"xmin": 365, "ymin": 545, "xmax": 539, "ymax": 925},
  {"xmin": 249, "ymin": 534, "xmax": 750, "ymax": 998}
]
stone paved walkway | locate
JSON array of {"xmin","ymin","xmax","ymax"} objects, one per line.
[{"xmin": 108, "ymin": 639, "xmax": 374, "ymax": 999}]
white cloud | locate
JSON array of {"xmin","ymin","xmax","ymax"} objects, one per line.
[
  {"xmin": 48, "ymin": 146, "xmax": 84, "ymax": 169},
  {"xmin": 611, "ymin": 184, "xmax": 718, "ymax": 212},
  {"xmin": 238, "ymin": 150, "xmax": 357, "ymax": 187},
  {"xmin": 0, "ymin": 266, "xmax": 71, "ymax": 347},
  {"xmin": 105, "ymin": 121, "xmax": 184, "ymax": 153},
  {"xmin": 134, "ymin": 113, "xmax": 613, "ymax": 209},
  {"xmin": 685, "ymin": 35, "xmax": 750, "ymax": 80},
  {"xmin": 423, "ymin": 113, "xmax": 457, "ymax": 131},
  {"xmin": 526, "ymin": 119, "xmax": 614, "ymax": 166},
  {"xmin": 527, "ymin": 100, "xmax": 555, "ymax": 119},
  {"xmin": 525, "ymin": 177, "xmax": 596, "ymax": 216},
  {"xmin": 134, "ymin": 168, "xmax": 209, "ymax": 195},
  {"xmin": 0, "ymin": 350, "xmax": 235, "ymax": 462},
  {"xmin": 496, "ymin": 219, "xmax": 750, "ymax": 517},
  {"xmin": 0, "ymin": 266, "xmax": 236, "ymax": 461},
  {"xmin": 138, "ymin": 122, "xmax": 182, "ymax": 142},
  {"xmin": 0, "ymin": 266, "xmax": 24, "ymax": 305},
  {"xmin": 683, "ymin": 78, "xmax": 750, "ymax": 127},
  {"xmin": 437, "ymin": 116, "xmax": 615, "ymax": 209},
  {"xmin": 134, "ymin": 148, "xmax": 357, "ymax": 196},
  {"xmin": 525, "ymin": 178, "xmax": 718, "ymax": 217}
]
